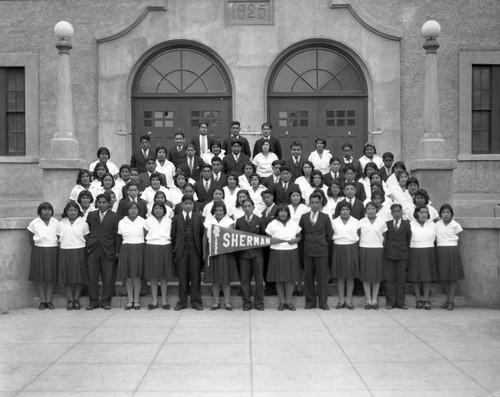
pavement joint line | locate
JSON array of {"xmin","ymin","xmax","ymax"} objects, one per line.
[
  {"xmin": 384, "ymin": 309, "xmax": 492, "ymax": 394},
  {"xmin": 15, "ymin": 308, "xmax": 116, "ymax": 396},
  {"xmin": 316, "ymin": 309, "xmax": 376, "ymax": 397},
  {"xmin": 132, "ymin": 307, "xmax": 184, "ymax": 395}
]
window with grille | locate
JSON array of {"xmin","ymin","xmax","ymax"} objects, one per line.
[{"xmin": 0, "ymin": 67, "xmax": 25, "ymax": 155}]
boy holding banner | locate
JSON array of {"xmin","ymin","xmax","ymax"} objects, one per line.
[{"xmin": 235, "ymin": 198, "xmax": 266, "ymax": 311}]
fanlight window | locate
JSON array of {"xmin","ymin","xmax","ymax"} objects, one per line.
[
  {"xmin": 271, "ymin": 48, "xmax": 364, "ymax": 94},
  {"xmin": 136, "ymin": 49, "xmax": 229, "ymax": 94}
]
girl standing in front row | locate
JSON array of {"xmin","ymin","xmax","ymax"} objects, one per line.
[
  {"xmin": 436, "ymin": 204, "xmax": 465, "ymax": 311},
  {"xmin": 27, "ymin": 202, "xmax": 59, "ymax": 310},
  {"xmin": 57, "ymin": 202, "xmax": 89, "ymax": 310},
  {"xmin": 408, "ymin": 205, "xmax": 437, "ymax": 310}
]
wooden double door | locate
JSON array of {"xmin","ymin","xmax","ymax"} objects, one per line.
[
  {"xmin": 133, "ymin": 97, "xmax": 231, "ymax": 151},
  {"xmin": 268, "ymin": 97, "xmax": 367, "ymax": 159}
]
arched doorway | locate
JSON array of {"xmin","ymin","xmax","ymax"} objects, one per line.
[
  {"xmin": 267, "ymin": 42, "xmax": 368, "ymax": 158},
  {"xmin": 132, "ymin": 44, "xmax": 232, "ymax": 151}
]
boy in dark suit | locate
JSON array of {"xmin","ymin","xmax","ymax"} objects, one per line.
[
  {"xmin": 300, "ymin": 192, "xmax": 334, "ymax": 310},
  {"xmin": 252, "ymin": 122, "xmax": 282, "ymax": 159},
  {"xmin": 177, "ymin": 144, "xmax": 204, "ymax": 182},
  {"xmin": 194, "ymin": 164, "xmax": 218, "ymax": 207},
  {"xmin": 117, "ymin": 182, "xmax": 148, "ymax": 219},
  {"xmin": 130, "ymin": 135, "xmax": 153, "ymax": 174},
  {"xmin": 284, "ymin": 141, "xmax": 306, "ymax": 180},
  {"xmin": 262, "ymin": 160, "xmax": 283, "ymax": 188},
  {"xmin": 221, "ymin": 121, "xmax": 251, "ymax": 158},
  {"xmin": 211, "ymin": 156, "xmax": 227, "ymax": 187},
  {"xmin": 379, "ymin": 152, "xmax": 394, "ymax": 182},
  {"xmin": 121, "ymin": 167, "xmax": 147, "ymax": 196},
  {"xmin": 222, "ymin": 140, "xmax": 251, "ymax": 175},
  {"xmin": 86, "ymin": 193, "xmax": 120, "ymax": 310},
  {"xmin": 261, "ymin": 189, "xmax": 278, "ymax": 296},
  {"xmin": 171, "ymin": 195, "xmax": 205, "ymax": 311},
  {"xmin": 334, "ymin": 182, "xmax": 365, "ymax": 220},
  {"xmin": 190, "ymin": 122, "xmax": 214, "ymax": 157},
  {"xmin": 269, "ymin": 166, "xmax": 299, "ymax": 205},
  {"xmin": 385, "ymin": 204, "xmax": 412, "ymax": 310},
  {"xmin": 340, "ymin": 142, "xmax": 362, "ymax": 175},
  {"xmin": 167, "ymin": 132, "xmax": 187, "ymax": 167},
  {"xmin": 235, "ymin": 198, "xmax": 266, "ymax": 311},
  {"xmin": 343, "ymin": 164, "xmax": 366, "ymax": 202},
  {"xmin": 139, "ymin": 157, "xmax": 167, "ymax": 188},
  {"xmin": 323, "ymin": 157, "xmax": 344, "ymax": 188}
]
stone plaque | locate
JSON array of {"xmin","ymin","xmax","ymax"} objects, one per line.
[{"xmin": 226, "ymin": 0, "xmax": 273, "ymax": 25}]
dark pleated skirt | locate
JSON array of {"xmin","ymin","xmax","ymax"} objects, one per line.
[
  {"xmin": 144, "ymin": 244, "xmax": 176, "ymax": 281},
  {"xmin": 437, "ymin": 246, "xmax": 465, "ymax": 281},
  {"xmin": 267, "ymin": 249, "xmax": 301, "ymax": 282},
  {"xmin": 204, "ymin": 253, "xmax": 239, "ymax": 284},
  {"xmin": 117, "ymin": 243, "xmax": 144, "ymax": 279},
  {"xmin": 29, "ymin": 246, "xmax": 58, "ymax": 282},
  {"xmin": 331, "ymin": 243, "xmax": 360, "ymax": 279},
  {"xmin": 408, "ymin": 247, "xmax": 438, "ymax": 282},
  {"xmin": 58, "ymin": 247, "xmax": 88, "ymax": 285},
  {"xmin": 359, "ymin": 247, "xmax": 385, "ymax": 283}
]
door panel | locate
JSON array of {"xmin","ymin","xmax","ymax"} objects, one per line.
[
  {"xmin": 133, "ymin": 98, "xmax": 230, "ymax": 151},
  {"xmin": 269, "ymin": 97, "xmax": 367, "ymax": 159}
]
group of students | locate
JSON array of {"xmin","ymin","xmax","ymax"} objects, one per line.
[{"xmin": 28, "ymin": 121, "xmax": 465, "ymax": 312}]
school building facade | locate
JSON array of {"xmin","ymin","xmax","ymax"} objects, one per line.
[{"xmin": 0, "ymin": 0, "xmax": 499, "ymax": 310}]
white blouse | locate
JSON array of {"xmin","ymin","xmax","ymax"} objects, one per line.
[
  {"xmin": 27, "ymin": 217, "xmax": 59, "ymax": 247},
  {"xmin": 410, "ymin": 220, "xmax": 437, "ymax": 248},
  {"xmin": 303, "ymin": 184, "xmax": 328, "ymax": 205},
  {"xmin": 406, "ymin": 204, "xmax": 439, "ymax": 222},
  {"xmin": 146, "ymin": 205, "xmax": 174, "ymax": 220},
  {"xmin": 266, "ymin": 219, "xmax": 301, "ymax": 250},
  {"xmin": 156, "ymin": 160, "xmax": 176, "ymax": 187},
  {"xmin": 322, "ymin": 197, "xmax": 342, "ymax": 219},
  {"xmin": 288, "ymin": 204, "xmax": 310, "ymax": 223},
  {"xmin": 238, "ymin": 175, "xmax": 251, "ymax": 190},
  {"xmin": 118, "ymin": 216, "xmax": 146, "ymax": 244},
  {"xmin": 56, "ymin": 217, "xmax": 90, "ymax": 249},
  {"xmin": 253, "ymin": 152, "xmax": 278, "ymax": 177},
  {"xmin": 204, "ymin": 215, "xmax": 234, "ymax": 243},
  {"xmin": 201, "ymin": 150, "xmax": 225, "ymax": 165},
  {"xmin": 358, "ymin": 216, "xmax": 387, "ymax": 248},
  {"xmin": 248, "ymin": 185, "xmax": 267, "ymax": 214},
  {"xmin": 69, "ymin": 184, "xmax": 88, "ymax": 201},
  {"xmin": 89, "ymin": 160, "xmax": 119, "ymax": 176},
  {"xmin": 436, "ymin": 219, "xmax": 463, "ymax": 246},
  {"xmin": 223, "ymin": 187, "xmax": 241, "ymax": 216},
  {"xmin": 359, "ymin": 154, "xmax": 384, "ymax": 171},
  {"xmin": 332, "ymin": 216, "xmax": 360, "ymax": 245},
  {"xmin": 169, "ymin": 186, "xmax": 198, "ymax": 206},
  {"xmin": 144, "ymin": 215, "xmax": 172, "ymax": 245},
  {"xmin": 80, "ymin": 204, "xmax": 96, "ymax": 221},
  {"xmin": 308, "ymin": 150, "xmax": 332, "ymax": 175}
]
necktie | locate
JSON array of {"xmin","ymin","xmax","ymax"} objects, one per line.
[
  {"xmin": 143, "ymin": 149, "xmax": 147, "ymax": 158},
  {"xmin": 201, "ymin": 137, "xmax": 207, "ymax": 154},
  {"xmin": 246, "ymin": 216, "xmax": 251, "ymax": 226},
  {"xmin": 294, "ymin": 158, "xmax": 298, "ymax": 165},
  {"xmin": 335, "ymin": 172, "xmax": 338, "ymax": 179},
  {"xmin": 234, "ymin": 155, "xmax": 239, "ymax": 162},
  {"xmin": 214, "ymin": 173, "xmax": 219, "ymax": 182},
  {"xmin": 100, "ymin": 212, "xmax": 105, "ymax": 222},
  {"xmin": 310, "ymin": 212, "xmax": 317, "ymax": 225},
  {"xmin": 274, "ymin": 176, "xmax": 279, "ymax": 183},
  {"xmin": 177, "ymin": 146, "xmax": 181, "ymax": 153},
  {"xmin": 205, "ymin": 180, "xmax": 210, "ymax": 191},
  {"xmin": 283, "ymin": 182, "xmax": 288, "ymax": 190},
  {"xmin": 189, "ymin": 158, "xmax": 193, "ymax": 172},
  {"xmin": 395, "ymin": 220, "xmax": 399, "ymax": 230},
  {"xmin": 186, "ymin": 213, "xmax": 191, "ymax": 223}
]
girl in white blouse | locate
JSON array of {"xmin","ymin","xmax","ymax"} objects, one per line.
[
  {"xmin": 142, "ymin": 173, "xmax": 173, "ymax": 212},
  {"xmin": 295, "ymin": 161, "xmax": 314, "ymax": 195},
  {"xmin": 202, "ymin": 187, "xmax": 225, "ymax": 220},
  {"xmin": 322, "ymin": 180, "xmax": 343, "ymax": 219},
  {"xmin": 408, "ymin": 205, "xmax": 437, "ymax": 310},
  {"xmin": 253, "ymin": 141, "xmax": 278, "ymax": 178},
  {"xmin": 265, "ymin": 205, "xmax": 302, "ymax": 311},
  {"xmin": 436, "ymin": 204, "xmax": 465, "ymax": 311},
  {"xmin": 238, "ymin": 162, "xmax": 256, "ymax": 190},
  {"xmin": 27, "ymin": 202, "xmax": 59, "ymax": 310},
  {"xmin": 77, "ymin": 190, "xmax": 95, "ymax": 221},
  {"xmin": 358, "ymin": 142, "xmax": 384, "ymax": 171},
  {"xmin": 223, "ymin": 172, "xmax": 241, "ymax": 217},
  {"xmin": 304, "ymin": 170, "xmax": 329, "ymax": 205},
  {"xmin": 308, "ymin": 138, "xmax": 332, "ymax": 175},
  {"xmin": 405, "ymin": 189, "xmax": 439, "ymax": 222},
  {"xmin": 248, "ymin": 174, "xmax": 267, "ymax": 214},
  {"xmin": 358, "ymin": 202, "xmax": 387, "ymax": 310},
  {"xmin": 144, "ymin": 203, "xmax": 174, "ymax": 310},
  {"xmin": 89, "ymin": 162, "xmax": 109, "ymax": 199},
  {"xmin": 69, "ymin": 169, "xmax": 92, "ymax": 202},
  {"xmin": 155, "ymin": 146, "xmax": 176, "ymax": 188},
  {"xmin": 288, "ymin": 189, "xmax": 309, "ymax": 296},
  {"xmin": 331, "ymin": 202, "xmax": 360, "ymax": 310},
  {"xmin": 57, "ymin": 202, "xmax": 90, "ymax": 310},
  {"xmin": 117, "ymin": 202, "xmax": 146, "ymax": 310}
]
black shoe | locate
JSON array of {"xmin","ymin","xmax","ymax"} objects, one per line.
[
  {"xmin": 192, "ymin": 304, "xmax": 203, "ymax": 311},
  {"xmin": 38, "ymin": 302, "xmax": 47, "ymax": 310},
  {"xmin": 148, "ymin": 303, "xmax": 158, "ymax": 310},
  {"xmin": 319, "ymin": 305, "xmax": 329, "ymax": 311},
  {"xmin": 277, "ymin": 304, "xmax": 285, "ymax": 311},
  {"xmin": 103, "ymin": 305, "xmax": 112, "ymax": 310},
  {"xmin": 174, "ymin": 303, "xmax": 187, "ymax": 311},
  {"xmin": 210, "ymin": 303, "xmax": 220, "ymax": 311},
  {"xmin": 242, "ymin": 305, "xmax": 252, "ymax": 311},
  {"xmin": 398, "ymin": 305, "xmax": 408, "ymax": 310},
  {"xmin": 304, "ymin": 305, "xmax": 316, "ymax": 310},
  {"xmin": 286, "ymin": 303, "xmax": 296, "ymax": 311},
  {"xmin": 254, "ymin": 306, "xmax": 264, "ymax": 311},
  {"xmin": 46, "ymin": 302, "xmax": 55, "ymax": 310},
  {"xmin": 86, "ymin": 304, "xmax": 98, "ymax": 311}
]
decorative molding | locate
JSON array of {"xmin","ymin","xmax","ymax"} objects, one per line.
[
  {"xmin": 329, "ymin": 0, "xmax": 402, "ymax": 41},
  {"xmin": 96, "ymin": 0, "xmax": 167, "ymax": 43}
]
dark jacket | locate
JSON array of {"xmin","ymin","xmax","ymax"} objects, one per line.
[
  {"xmin": 116, "ymin": 197, "xmax": 148, "ymax": 219},
  {"xmin": 299, "ymin": 211, "xmax": 334, "ymax": 257},
  {"xmin": 171, "ymin": 211, "xmax": 204, "ymax": 261},
  {"xmin": 384, "ymin": 219, "xmax": 412, "ymax": 260},
  {"xmin": 221, "ymin": 135, "xmax": 251, "ymax": 158},
  {"xmin": 253, "ymin": 136, "xmax": 282, "ymax": 159},
  {"xmin": 334, "ymin": 198, "xmax": 365, "ymax": 220},
  {"xmin": 234, "ymin": 214, "xmax": 266, "ymax": 259},
  {"xmin": 86, "ymin": 210, "xmax": 120, "ymax": 258}
]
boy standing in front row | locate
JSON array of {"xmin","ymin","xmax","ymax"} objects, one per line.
[{"xmin": 171, "ymin": 195, "xmax": 205, "ymax": 310}]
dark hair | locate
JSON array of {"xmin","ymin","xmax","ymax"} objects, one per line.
[
  {"xmin": 275, "ymin": 204, "xmax": 291, "ymax": 221},
  {"xmin": 243, "ymin": 162, "xmax": 256, "ymax": 173},
  {"xmin": 119, "ymin": 164, "xmax": 131, "ymax": 176},
  {"xmin": 183, "ymin": 183, "xmax": 195, "ymax": 193},
  {"xmin": 211, "ymin": 156, "xmax": 222, "ymax": 164},
  {"xmin": 312, "ymin": 189, "xmax": 328, "ymax": 207},
  {"xmin": 406, "ymin": 176, "xmax": 419, "ymax": 189},
  {"xmin": 290, "ymin": 141, "xmax": 302, "ymax": 148},
  {"xmin": 95, "ymin": 193, "xmax": 111, "ymax": 203},
  {"xmin": 289, "ymin": 188, "xmax": 305, "ymax": 204},
  {"xmin": 371, "ymin": 190, "xmax": 385, "ymax": 203},
  {"xmin": 344, "ymin": 164, "xmax": 358, "ymax": 176},
  {"xmin": 76, "ymin": 169, "xmax": 92, "ymax": 185},
  {"xmin": 226, "ymin": 171, "xmax": 240, "ymax": 186},
  {"xmin": 211, "ymin": 201, "xmax": 227, "ymax": 216},
  {"xmin": 327, "ymin": 180, "xmax": 343, "ymax": 199},
  {"xmin": 101, "ymin": 172, "xmax": 115, "ymax": 188},
  {"xmin": 390, "ymin": 203, "xmax": 403, "ymax": 211},
  {"xmin": 369, "ymin": 171, "xmax": 382, "ymax": 183},
  {"xmin": 343, "ymin": 182, "xmax": 357, "ymax": 190},
  {"xmin": 414, "ymin": 189, "xmax": 430, "ymax": 205},
  {"xmin": 413, "ymin": 204, "xmax": 430, "ymax": 220},
  {"xmin": 396, "ymin": 171, "xmax": 410, "ymax": 182},
  {"xmin": 199, "ymin": 121, "xmax": 209, "ymax": 128},
  {"xmin": 77, "ymin": 189, "xmax": 94, "ymax": 204},
  {"xmin": 130, "ymin": 167, "xmax": 139, "ymax": 175},
  {"xmin": 338, "ymin": 201, "xmax": 352, "ymax": 213},
  {"xmin": 212, "ymin": 186, "xmax": 225, "ymax": 199},
  {"xmin": 127, "ymin": 182, "xmax": 139, "ymax": 190},
  {"xmin": 173, "ymin": 171, "xmax": 187, "ymax": 187},
  {"xmin": 37, "ymin": 202, "xmax": 54, "ymax": 217},
  {"xmin": 249, "ymin": 173, "xmax": 261, "ymax": 184},
  {"xmin": 363, "ymin": 142, "xmax": 377, "ymax": 155},
  {"xmin": 126, "ymin": 201, "xmax": 140, "ymax": 214},
  {"xmin": 152, "ymin": 203, "xmax": 167, "ymax": 217},
  {"xmin": 301, "ymin": 160, "xmax": 315, "ymax": 176},
  {"xmin": 309, "ymin": 191, "xmax": 324, "ymax": 206},
  {"xmin": 153, "ymin": 190, "xmax": 167, "ymax": 202},
  {"xmin": 201, "ymin": 164, "xmax": 213, "ymax": 171},
  {"xmin": 280, "ymin": 165, "xmax": 292, "ymax": 174},
  {"xmin": 439, "ymin": 203, "xmax": 454, "ymax": 218},
  {"xmin": 96, "ymin": 147, "xmax": 111, "ymax": 159},
  {"xmin": 210, "ymin": 140, "xmax": 222, "ymax": 150},
  {"xmin": 362, "ymin": 162, "xmax": 379, "ymax": 177},
  {"xmin": 92, "ymin": 161, "xmax": 109, "ymax": 180},
  {"xmin": 370, "ymin": 181, "xmax": 385, "ymax": 196},
  {"xmin": 231, "ymin": 140, "xmax": 243, "ymax": 147},
  {"xmin": 365, "ymin": 201, "xmax": 378, "ymax": 212},
  {"xmin": 271, "ymin": 159, "xmax": 283, "ymax": 168},
  {"xmin": 155, "ymin": 145, "xmax": 168, "ymax": 156},
  {"xmin": 181, "ymin": 194, "xmax": 194, "ymax": 203},
  {"xmin": 261, "ymin": 189, "xmax": 273, "ymax": 198},
  {"xmin": 315, "ymin": 137, "xmax": 327, "ymax": 147},
  {"xmin": 174, "ymin": 131, "xmax": 185, "ymax": 139},
  {"xmin": 242, "ymin": 198, "xmax": 255, "ymax": 207},
  {"xmin": 236, "ymin": 189, "xmax": 250, "ymax": 208},
  {"xmin": 392, "ymin": 161, "xmax": 406, "ymax": 173},
  {"xmin": 230, "ymin": 120, "xmax": 241, "ymax": 127},
  {"xmin": 310, "ymin": 170, "xmax": 324, "ymax": 188},
  {"xmin": 149, "ymin": 172, "xmax": 163, "ymax": 184},
  {"xmin": 261, "ymin": 122, "xmax": 272, "ymax": 130},
  {"xmin": 382, "ymin": 152, "xmax": 394, "ymax": 160},
  {"xmin": 62, "ymin": 201, "xmax": 83, "ymax": 218},
  {"xmin": 329, "ymin": 156, "xmax": 341, "ymax": 165},
  {"xmin": 185, "ymin": 143, "xmax": 196, "ymax": 151},
  {"xmin": 342, "ymin": 142, "xmax": 353, "ymax": 150},
  {"xmin": 139, "ymin": 135, "xmax": 150, "ymax": 142}
]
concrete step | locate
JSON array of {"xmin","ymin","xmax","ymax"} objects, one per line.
[{"xmin": 33, "ymin": 292, "xmax": 464, "ymax": 310}]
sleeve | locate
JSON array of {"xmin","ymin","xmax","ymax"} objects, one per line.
[
  {"xmin": 27, "ymin": 219, "xmax": 36, "ymax": 233},
  {"xmin": 56, "ymin": 222, "xmax": 61, "ymax": 236},
  {"xmin": 275, "ymin": 139, "xmax": 282, "ymax": 160},
  {"xmin": 82, "ymin": 222, "xmax": 90, "ymax": 236},
  {"xmin": 454, "ymin": 221, "xmax": 463, "ymax": 234},
  {"xmin": 253, "ymin": 140, "xmax": 260, "ymax": 157},
  {"xmin": 117, "ymin": 219, "xmax": 125, "ymax": 236},
  {"xmin": 265, "ymin": 221, "xmax": 274, "ymax": 236}
]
